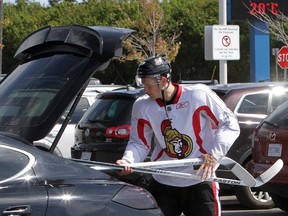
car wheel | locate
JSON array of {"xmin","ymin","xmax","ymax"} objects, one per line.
[
  {"xmin": 234, "ymin": 185, "xmax": 275, "ymax": 209},
  {"xmin": 271, "ymin": 193, "xmax": 288, "ymax": 212}
]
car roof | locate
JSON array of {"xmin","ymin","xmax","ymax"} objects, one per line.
[
  {"xmin": 210, "ymin": 81, "xmax": 288, "ymax": 92},
  {"xmin": 97, "ymin": 86, "xmax": 145, "ymax": 99}
]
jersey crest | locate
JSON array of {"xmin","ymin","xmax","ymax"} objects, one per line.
[{"xmin": 161, "ymin": 119, "xmax": 193, "ymax": 159}]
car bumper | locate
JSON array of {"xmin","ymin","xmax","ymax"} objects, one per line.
[{"xmin": 71, "ymin": 142, "xmax": 127, "ymax": 162}]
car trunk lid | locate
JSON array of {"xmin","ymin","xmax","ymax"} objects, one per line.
[{"xmin": 0, "ymin": 25, "xmax": 133, "ymax": 143}]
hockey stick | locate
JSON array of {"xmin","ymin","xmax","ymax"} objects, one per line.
[
  {"xmin": 73, "ymin": 157, "xmax": 256, "ymax": 186},
  {"xmin": 72, "ymin": 158, "xmax": 283, "ymax": 187}
]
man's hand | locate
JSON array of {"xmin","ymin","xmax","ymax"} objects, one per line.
[
  {"xmin": 196, "ymin": 154, "xmax": 218, "ymax": 180},
  {"xmin": 115, "ymin": 159, "xmax": 133, "ymax": 176}
]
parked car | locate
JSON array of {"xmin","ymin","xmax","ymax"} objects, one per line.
[
  {"xmin": 210, "ymin": 82, "xmax": 288, "ymax": 209},
  {"xmin": 34, "ymin": 83, "xmax": 125, "ymax": 158},
  {"xmin": 71, "ymin": 87, "xmax": 150, "ymax": 186},
  {"xmin": 0, "ymin": 25, "xmax": 163, "ymax": 216},
  {"xmin": 248, "ymin": 99, "xmax": 288, "ymax": 212}
]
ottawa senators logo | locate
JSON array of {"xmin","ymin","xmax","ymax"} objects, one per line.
[{"xmin": 161, "ymin": 120, "xmax": 193, "ymax": 159}]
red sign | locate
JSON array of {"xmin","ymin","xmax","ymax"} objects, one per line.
[{"xmin": 277, "ymin": 46, "xmax": 288, "ymax": 69}]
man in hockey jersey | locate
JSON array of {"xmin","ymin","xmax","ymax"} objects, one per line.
[{"xmin": 116, "ymin": 55, "xmax": 240, "ymax": 216}]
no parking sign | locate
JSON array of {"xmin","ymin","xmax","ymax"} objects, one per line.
[{"xmin": 205, "ymin": 25, "xmax": 240, "ymax": 60}]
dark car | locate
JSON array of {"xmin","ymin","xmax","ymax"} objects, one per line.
[
  {"xmin": 248, "ymin": 100, "xmax": 288, "ymax": 212},
  {"xmin": 71, "ymin": 87, "xmax": 150, "ymax": 186},
  {"xmin": 210, "ymin": 82, "xmax": 288, "ymax": 209},
  {"xmin": 0, "ymin": 25, "xmax": 163, "ymax": 216}
]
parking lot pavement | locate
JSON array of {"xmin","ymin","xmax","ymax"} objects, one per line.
[{"xmin": 180, "ymin": 195, "xmax": 286, "ymax": 215}]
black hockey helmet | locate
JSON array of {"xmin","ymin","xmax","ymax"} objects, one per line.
[{"xmin": 137, "ymin": 56, "xmax": 171, "ymax": 80}]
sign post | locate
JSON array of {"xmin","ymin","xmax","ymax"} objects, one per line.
[{"xmin": 219, "ymin": 0, "xmax": 228, "ymax": 84}]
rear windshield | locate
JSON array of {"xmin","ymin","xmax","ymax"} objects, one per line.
[
  {"xmin": 58, "ymin": 97, "xmax": 91, "ymax": 124},
  {"xmin": 83, "ymin": 97, "xmax": 135, "ymax": 124},
  {"xmin": 0, "ymin": 54, "xmax": 89, "ymax": 126},
  {"xmin": 264, "ymin": 100, "xmax": 288, "ymax": 129}
]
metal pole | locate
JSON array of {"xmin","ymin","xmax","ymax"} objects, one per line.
[
  {"xmin": 219, "ymin": 0, "xmax": 227, "ymax": 84},
  {"xmin": 275, "ymin": 54, "xmax": 278, "ymax": 81},
  {"xmin": 272, "ymin": 48, "xmax": 279, "ymax": 81}
]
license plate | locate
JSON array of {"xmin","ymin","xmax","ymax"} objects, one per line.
[
  {"xmin": 81, "ymin": 152, "xmax": 92, "ymax": 160},
  {"xmin": 268, "ymin": 144, "xmax": 282, "ymax": 157}
]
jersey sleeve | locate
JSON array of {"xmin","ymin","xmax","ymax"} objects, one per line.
[
  {"xmin": 191, "ymin": 85, "xmax": 240, "ymax": 160},
  {"xmin": 122, "ymin": 97, "xmax": 152, "ymax": 163}
]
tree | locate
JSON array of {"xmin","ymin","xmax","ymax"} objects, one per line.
[
  {"xmin": 241, "ymin": 1, "xmax": 288, "ymax": 46},
  {"xmin": 2, "ymin": 0, "xmax": 252, "ymax": 83},
  {"xmin": 117, "ymin": 0, "xmax": 181, "ymax": 63},
  {"xmin": 242, "ymin": 2, "xmax": 288, "ymax": 45}
]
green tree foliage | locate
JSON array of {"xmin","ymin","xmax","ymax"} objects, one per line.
[
  {"xmin": 115, "ymin": 0, "xmax": 181, "ymax": 63},
  {"xmin": 163, "ymin": 0, "xmax": 219, "ymax": 81},
  {"xmin": 2, "ymin": 0, "xmax": 254, "ymax": 83},
  {"xmin": 2, "ymin": 0, "xmax": 49, "ymax": 72}
]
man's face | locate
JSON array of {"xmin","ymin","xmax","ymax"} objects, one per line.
[{"xmin": 141, "ymin": 77, "xmax": 162, "ymax": 99}]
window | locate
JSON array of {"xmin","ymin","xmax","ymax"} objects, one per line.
[
  {"xmin": 271, "ymin": 90, "xmax": 288, "ymax": 111},
  {"xmin": 57, "ymin": 97, "xmax": 92, "ymax": 124},
  {"xmin": 86, "ymin": 97, "xmax": 135, "ymax": 124},
  {"xmin": 70, "ymin": 97, "xmax": 90, "ymax": 124},
  {"xmin": 237, "ymin": 93, "xmax": 268, "ymax": 115},
  {"xmin": 266, "ymin": 100, "xmax": 288, "ymax": 129},
  {"xmin": 0, "ymin": 146, "xmax": 29, "ymax": 181},
  {"xmin": 0, "ymin": 54, "xmax": 90, "ymax": 127}
]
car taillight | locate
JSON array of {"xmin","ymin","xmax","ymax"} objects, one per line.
[{"xmin": 105, "ymin": 125, "xmax": 131, "ymax": 139}]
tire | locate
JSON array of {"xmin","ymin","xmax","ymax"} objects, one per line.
[
  {"xmin": 271, "ymin": 193, "xmax": 288, "ymax": 212},
  {"xmin": 234, "ymin": 185, "xmax": 275, "ymax": 209}
]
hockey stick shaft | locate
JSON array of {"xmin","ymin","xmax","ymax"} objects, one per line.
[
  {"xmin": 86, "ymin": 160, "xmax": 250, "ymax": 186},
  {"xmin": 72, "ymin": 158, "xmax": 254, "ymax": 186},
  {"xmin": 72, "ymin": 158, "xmax": 283, "ymax": 187},
  {"xmin": 73, "ymin": 157, "xmax": 256, "ymax": 186}
]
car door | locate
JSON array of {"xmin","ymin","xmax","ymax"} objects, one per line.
[{"xmin": 0, "ymin": 144, "xmax": 47, "ymax": 216}]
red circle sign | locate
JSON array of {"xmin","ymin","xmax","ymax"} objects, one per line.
[{"xmin": 277, "ymin": 46, "xmax": 288, "ymax": 69}]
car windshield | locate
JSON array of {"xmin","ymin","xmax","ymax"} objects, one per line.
[
  {"xmin": 264, "ymin": 100, "xmax": 288, "ymax": 129},
  {"xmin": 85, "ymin": 96, "xmax": 134, "ymax": 124}
]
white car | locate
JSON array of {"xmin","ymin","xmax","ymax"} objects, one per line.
[{"xmin": 34, "ymin": 84, "xmax": 125, "ymax": 158}]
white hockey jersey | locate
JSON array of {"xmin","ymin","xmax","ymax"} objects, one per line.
[{"xmin": 122, "ymin": 83, "xmax": 240, "ymax": 187}]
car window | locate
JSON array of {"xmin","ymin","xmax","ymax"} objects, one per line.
[
  {"xmin": 237, "ymin": 93, "xmax": 268, "ymax": 115},
  {"xmin": 0, "ymin": 55, "xmax": 90, "ymax": 127},
  {"xmin": 70, "ymin": 97, "xmax": 90, "ymax": 124},
  {"xmin": 265, "ymin": 100, "xmax": 288, "ymax": 129},
  {"xmin": 271, "ymin": 90, "xmax": 288, "ymax": 111},
  {"xmin": 0, "ymin": 145, "xmax": 30, "ymax": 181},
  {"xmin": 85, "ymin": 97, "xmax": 135, "ymax": 124},
  {"xmin": 57, "ymin": 97, "xmax": 91, "ymax": 124}
]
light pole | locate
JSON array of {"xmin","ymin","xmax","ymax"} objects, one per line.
[{"xmin": 219, "ymin": 0, "xmax": 227, "ymax": 84}]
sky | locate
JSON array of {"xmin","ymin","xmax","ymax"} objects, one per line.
[{"xmin": 4, "ymin": 0, "xmax": 50, "ymax": 6}]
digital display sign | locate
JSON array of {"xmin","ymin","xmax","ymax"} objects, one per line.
[{"xmin": 230, "ymin": 0, "xmax": 288, "ymax": 21}]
